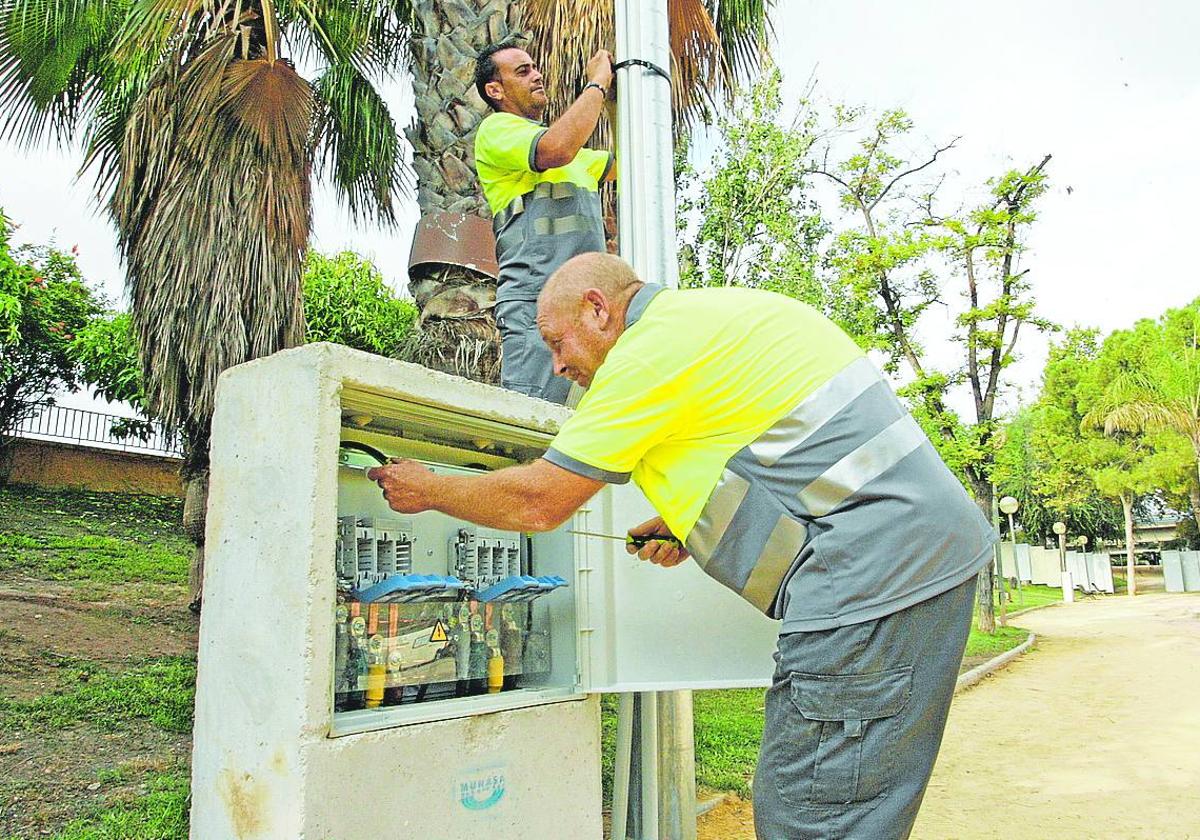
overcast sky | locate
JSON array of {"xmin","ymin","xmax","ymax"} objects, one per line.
[{"xmin": 2, "ymin": 0, "xmax": 1197, "ymax": 416}]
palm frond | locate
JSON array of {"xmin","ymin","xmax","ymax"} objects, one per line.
[
  {"xmin": 709, "ymin": 0, "xmax": 772, "ymax": 83},
  {"xmin": 312, "ymin": 60, "xmax": 409, "ymax": 224},
  {"xmin": 527, "ymin": 0, "xmax": 771, "ymax": 129},
  {"xmin": 113, "ymin": 31, "xmax": 311, "ymax": 430},
  {"xmin": 0, "ymin": 0, "xmax": 128, "ymax": 146},
  {"xmin": 277, "ymin": 0, "xmax": 413, "ymax": 77}
]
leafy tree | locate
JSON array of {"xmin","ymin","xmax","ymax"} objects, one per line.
[
  {"xmin": 0, "ymin": 211, "xmax": 101, "ymax": 479},
  {"xmin": 71, "ymin": 250, "xmax": 419, "ymax": 416},
  {"xmin": 676, "ymin": 68, "xmax": 832, "ymax": 313},
  {"xmin": 303, "ymin": 251, "xmax": 418, "ymax": 356},
  {"xmin": 809, "ymin": 107, "xmax": 1055, "ymax": 631},
  {"xmin": 1084, "ymin": 299, "xmax": 1200, "ymax": 532}
]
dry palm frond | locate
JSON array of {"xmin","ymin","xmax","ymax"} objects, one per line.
[
  {"xmin": 400, "ymin": 317, "xmax": 501, "ymax": 385},
  {"xmin": 112, "ymin": 30, "xmax": 312, "ymax": 432},
  {"xmin": 527, "ymin": 0, "xmax": 770, "ymax": 130}
]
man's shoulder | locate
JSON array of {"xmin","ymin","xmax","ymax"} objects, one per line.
[{"xmin": 477, "ymin": 111, "xmax": 540, "ymax": 138}]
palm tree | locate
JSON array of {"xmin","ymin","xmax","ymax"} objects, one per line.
[
  {"xmin": 0, "ymin": 0, "xmax": 415, "ymax": 606},
  {"xmin": 1085, "ymin": 302, "xmax": 1200, "ymax": 531},
  {"xmin": 403, "ymin": 0, "xmax": 773, "ymax": 380}
]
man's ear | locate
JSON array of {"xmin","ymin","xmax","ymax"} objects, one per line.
[
  {"xmin": 484, "ymin": 79, "xmax": 504, "ymax": 105},
  {"xmin": 584, "ymin": 288, "xmax": 610, "ymax": 327}
]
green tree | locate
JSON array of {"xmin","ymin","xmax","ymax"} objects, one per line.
[
  {"xmin": 402, "ymin": 0, "xmax": 774, "ymax": 379},
  {"xmin": 1085, "ymin": 299, "xmax": 1200, "ymax": 532},
  {"xmin": 1, "ymin": 0, "xmax": 416, "ymax": 607},
  {"xmin": 303, "ymin": 250, "xmax": 418, "ymax": 356},
  {"xmin": 0, "ymin": 211, "xmax": 102, "ymax": 479},
  {"xmin": 810, "ymin": 107, "xmax": 1055, "ymax": 631},
  {"xmin": 676, "ymin": 68, "xmax": 832, "ymax": 313}
]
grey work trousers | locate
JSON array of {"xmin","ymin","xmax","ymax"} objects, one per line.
[
  {"xmin": 753, "ymin": 574, "xmax": 977, "ymax": 839},
  {"xmin": 496, "ymin": 299, "xmax": 571, "ymax": 405}
]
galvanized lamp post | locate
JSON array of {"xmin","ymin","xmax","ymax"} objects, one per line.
[
  {"xmin": 999, "ymin": 496, "xmax": 1023, "ymax": 610},
  {"xmin": 1053, "ymin": 520, "xmax": 1074, "ymax": 603}
]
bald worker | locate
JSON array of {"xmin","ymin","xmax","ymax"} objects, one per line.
[{"xmin": 368, "ymin": 252, "xmax": 996, "ymax": 839}]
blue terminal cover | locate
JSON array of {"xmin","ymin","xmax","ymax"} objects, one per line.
[
  {"xmin": 354, "ymin": 574, "xmax": 467, "ymax": 604},
  {"xmin": 475, "ymin": 575, "xmax": 568, "ymax": 603}
]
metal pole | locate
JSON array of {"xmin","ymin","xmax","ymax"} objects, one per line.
[
  {"xmin": 991, "ymin": 488, "xmax": 1007, "ymax": 626},
  {"xmin": 613, "ymin": 0, "xmax": 693, "ymax": 837},
  {"xmin": 1007, "ymin": 512, "xmax": 1024, "ymax": 609},
  {"xmin": 612, "ymin": 693, "xmax": 635, "ymax": 840}
]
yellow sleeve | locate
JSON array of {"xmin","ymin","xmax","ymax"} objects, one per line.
[
  {"xmin": 475, "ymin": 112, "xmax": 547, "ymax": 174},
  {"xmin": 581, "ymin": 148, "xmax": 614, "ymax": 183},
  {"xmin": 543, "ymin": 357, "xmax": 684, "ymax": 482}
]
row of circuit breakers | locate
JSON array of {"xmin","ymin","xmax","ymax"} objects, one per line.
[
  {"xmin": 334, "ymin": 514, "xmax": 565, "ymax": 708},
  {"xmin": 335, "ymin": 515, "xmax": 567, "ymax": 605}
]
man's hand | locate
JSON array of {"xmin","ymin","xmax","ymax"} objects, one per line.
[
  {"xmin": 626, "ymin": 516, "xmax": 690, "ymax": 567},
  {"xmin": 586, "ymin": 49, "xmax": 614, "ymax": 92},
  {"xmin": 367, "ymin": 459, "xmax": 436, "ymax": 514}
]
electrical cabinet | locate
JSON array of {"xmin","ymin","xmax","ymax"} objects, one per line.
[{"xmin": 190, "ymin": 344, "xmax": 778, "ymax": 838}]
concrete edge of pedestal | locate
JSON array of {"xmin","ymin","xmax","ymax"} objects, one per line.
[{"xmin": 955, "ymin": 631, "xmax": 1038, "ymax": 693}]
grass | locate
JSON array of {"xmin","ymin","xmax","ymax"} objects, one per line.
[
  {"xmin": 0, "ymin": 655, "xmax": 195, "ymax": 735},
  {"xmin": 0, "ymin": 485, "xmax": 189, "ymax": 604},
  {"xmin": 995, "ymin": 582, "xmax": 1064, "ymax": 615},
  {"xmin": 51, "ymin": 770, "xmax": 190, "ymax": 840}
]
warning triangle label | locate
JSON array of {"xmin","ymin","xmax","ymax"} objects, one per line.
[{"xmin": 430, "ymin": 620, "xmax": 449, "ymax": 643}]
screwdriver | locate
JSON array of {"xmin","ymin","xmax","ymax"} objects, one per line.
[{"xmin": 569, "ymin": 530, "xmax": 684, "ymax": 549}]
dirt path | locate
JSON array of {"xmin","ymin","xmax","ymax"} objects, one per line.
[{"xmin": 698, "ymin": 592, "xmax": 1200, "ymax": 840}]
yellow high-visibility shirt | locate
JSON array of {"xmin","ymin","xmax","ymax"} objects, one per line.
[
  {"xmin": 544, "ymin": 285, "xmax": 864, "ymax": 543},
  {"xmin": 474, "ymin": 112, "xmax": 612, "ymax": 217}
]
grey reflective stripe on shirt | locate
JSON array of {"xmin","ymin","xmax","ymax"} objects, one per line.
[
  {"xmin": 684, "ymin": 358, "xmax": 932, "ymax": 617},
  {"xmin": 532, "ymin": 214, "xmax": 593, "ymax": 235},
  {"xmin": 495, "ymin": 180, "xmax": 584, "ymax": 227},
  {"xmin": 685, "ymin": 469, "xmax": 750, "ymax": 569},
  {"xmin": 798, "ymin": 414, "xmax": 926, "ymax": 517},
  {"xmin": 740, "ymin": 513, "xmax": 808, "ymax": 613},
  {"xmin": 751, "ymin": 356, "xmax": 880, "ymax": 467}
]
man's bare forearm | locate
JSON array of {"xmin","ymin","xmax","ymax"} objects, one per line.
[
  {"xmin": 535, "ymin": 86, "xmax": 607, "ymax": 170},
  {"xmin": 422, "ymin": 459, "xmax": 603, "ymax": 532}
]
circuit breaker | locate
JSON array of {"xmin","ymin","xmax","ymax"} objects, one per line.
[{"xmin": 331, "ymin": 438, "xmax": 573, "ymax": 728}]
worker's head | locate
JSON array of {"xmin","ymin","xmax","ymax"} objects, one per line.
[
  {"xmin": 475, "ymin": 43, "xmax": 546, "ymax": 120},
  {"xmin": 537, "ymin": 253, "xmax": 643, "ymax": 388}
]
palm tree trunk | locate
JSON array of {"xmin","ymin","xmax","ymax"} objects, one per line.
[
  {"xmin": 1121, "ymin": 491, "xmax": 1136, "ymax": 597},
  {"xmin": 184, "ymin": 470, "xmax": 209, "ymax": 611},
  {"xmin": 403, "ymin": 0, "xmax": 528, "ymax": 381}
]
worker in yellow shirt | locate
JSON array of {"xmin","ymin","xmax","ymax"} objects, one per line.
[
  {"xmin": 369, "ymin": 252, "xmax": 996, "ymax": 839},
  {"xmin": 473, "ymin": 41, "xmax": 616, "ymax": 404}
]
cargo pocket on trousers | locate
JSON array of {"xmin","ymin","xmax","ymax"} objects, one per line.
[{"xmin": 774, "ymin": 665, "xmax": 912, "ymax": 808}]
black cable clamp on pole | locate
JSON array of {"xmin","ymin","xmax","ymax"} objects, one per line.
[{"xmin": 613, "ymin": 58, "xmax": 671, "ymax": 82}]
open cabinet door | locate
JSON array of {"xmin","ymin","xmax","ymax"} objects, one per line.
[{"xmin": 576, "ymin": 481, "xmax": 779, "ymax": 693}]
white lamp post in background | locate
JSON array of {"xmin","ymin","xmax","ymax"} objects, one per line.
[
  {"xmin": 1053, "ymin": 520, "xmax": 1074, "ymax": 603},
  {"xmin": 999, "ymin": 496, "xmax": 1023, "ymax": 610},
  {"xmin": 1079, "ymin": 534, "xmax": 1092, "ymax": 592}
]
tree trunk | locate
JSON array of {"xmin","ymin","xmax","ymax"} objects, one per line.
[
  {"xmin": 1121, "ymin": 491, "xmax": 1136, "ymax": 597},
  {"xmin": 973, "ymin": 481, "xmax": 996, "ymax": 634},
  {"xmin": 183, "ymin": 470, "xmax": 209, "ymax": 612},
  {"xmin": 403, "ymin": 0, "xmax": 528, "ymax": 382}
]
